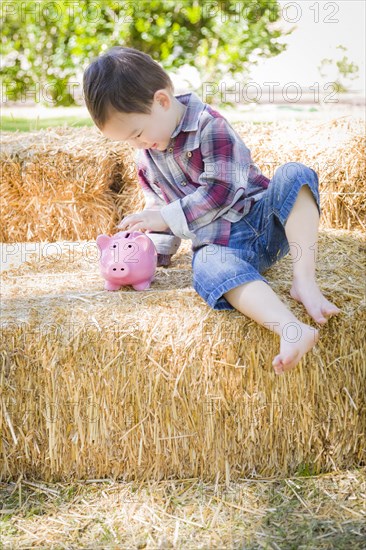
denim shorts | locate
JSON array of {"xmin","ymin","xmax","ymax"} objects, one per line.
[{"xmin": 192, "ymin": 162, "xmax": 321, "ymax": 311}]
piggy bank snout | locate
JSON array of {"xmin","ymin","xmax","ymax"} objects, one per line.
[
  {"xmin": 102, "ymin": 253, "xmax": 133, "ymax": 278},
  {"xmin": 106, "ymin": 262, "xmax": 130, "ymax": 277}
]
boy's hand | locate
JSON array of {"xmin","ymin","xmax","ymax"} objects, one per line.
[{"xmin": 116, "ymin": 209, "xmax": 170, "ymax": 233}]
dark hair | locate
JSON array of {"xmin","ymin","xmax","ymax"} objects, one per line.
[{"xmin": 83, "ymin": 46, "xmax": 174, "ymax": 129}]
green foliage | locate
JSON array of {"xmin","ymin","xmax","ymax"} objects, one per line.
[
  {"xmin": 318, "ymin": 45, "xmax": 360, "ymax": 93},
  {"xmin": 1, "ymin": 0, "xmax": 293, "ymax": 106}
]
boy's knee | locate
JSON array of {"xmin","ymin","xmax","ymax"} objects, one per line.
[{"xmin": 277, "ymin": 162, "xmax": 318, "ymax": 187}]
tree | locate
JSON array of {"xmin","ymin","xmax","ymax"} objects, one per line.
[
  {"xmin": 318, "ymin": 45, "xmax": 360, "ymax": 93},
  {"xmin": 0, "ymin": 0, "xmax": 294, "ymax": 106}
]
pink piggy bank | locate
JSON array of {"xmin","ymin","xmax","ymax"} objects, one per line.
[{"xmin": 96, "ymin": 231, "xmax": 157, "ymax": 291}]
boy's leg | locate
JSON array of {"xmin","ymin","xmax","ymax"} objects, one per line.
[
  {"xmin": 224, "ymin": 280, "xmax": 319, "ymax": 375},
  {"xmin": 284, "ymin": 184, "xmax": 341, "ymax": 324}
]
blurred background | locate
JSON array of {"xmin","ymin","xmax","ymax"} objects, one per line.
[{"xmin": 1, "ymin": 0, "xmax": 365, "ymax": 130}]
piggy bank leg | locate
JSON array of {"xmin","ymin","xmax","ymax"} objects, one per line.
[
  {"xmin": 105, "ymin": 281, "xmax": 121, "ymax": 291},
  {"xmin": 133, "ymin": 279, "xmax": 153, "ymax": 291}
]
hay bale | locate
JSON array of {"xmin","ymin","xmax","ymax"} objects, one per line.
[
  {"xmin": 0, "ymin": 118, "xmax": 365, "ymax": 244},
  {"xmin": 1, "ymin": 228, "xmax": 365, "ymax": 482},
  {"xmin": 0, "ymin": 126, "xmax": 144, "ymax": 242},
  {"xmin": 233, "ymin": 117, "xmax": 366, "ymax": 232}
]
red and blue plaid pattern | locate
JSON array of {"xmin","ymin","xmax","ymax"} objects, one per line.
[{"xmin": 135, "ymin": 92, "xmax": 270, "ymax": 255}]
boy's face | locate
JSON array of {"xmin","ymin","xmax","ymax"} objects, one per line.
[{"xmin": 101, "ymin": 90, "xmax": 179, "ymax": 152}]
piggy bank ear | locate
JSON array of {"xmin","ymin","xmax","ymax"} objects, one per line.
[
  {"xmin": 96, "ymin": 234, "xmax": 111, "ymax": 251},
  {"xmin": 134, "ymin": 234, "xmax": 151, "ymax": 252}
]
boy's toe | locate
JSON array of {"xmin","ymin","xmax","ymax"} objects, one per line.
[
  {"xmin": 315, "ymin": 316, "xmax": 328, "ymax": 324},
  {"xmin": 272, "ymin": 355, "xmax": 281, "ymax": 367}
]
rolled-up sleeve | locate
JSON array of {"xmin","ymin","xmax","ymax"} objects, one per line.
[
  {"xmin": 159, "ymin": 117, "xmax": 253, "ymax": 239},
  {"xmin": 160, "ymin": 199, "xmax": 196, "ymax": 240}
]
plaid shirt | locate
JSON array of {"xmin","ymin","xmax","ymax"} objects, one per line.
[{"xmin": 135, "ymin": 91, "xmax": 270, "ymax": 255}]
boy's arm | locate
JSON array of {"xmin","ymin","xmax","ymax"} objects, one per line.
[
  {"xmin": 159, "ymin": 117, "xmax": 254, "ymax": 239},
  {"xmin": 136, "ymin": 162, "xmax": 181, "ymax": 264}
]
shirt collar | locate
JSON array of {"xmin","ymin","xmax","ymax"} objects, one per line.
[{"xmin": 170, "ymin": 91, "xmax": 206, "ymax": 139}]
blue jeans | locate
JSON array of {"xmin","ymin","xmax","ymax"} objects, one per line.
[{"xmin": 192, "ymin": 162, "xmax": 321, "ymax": 311}]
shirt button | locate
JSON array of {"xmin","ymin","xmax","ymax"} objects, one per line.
[
  {"xmin": 187, "ymin": 151, "xmax": 192, "ymax": 157},
  {"xmin": 168, "ymin": 147, "xmax": 173, "ymax": 153},
  {"xmin": 181, "ymin": 181, "xmax": 187, "ymax": 186}
]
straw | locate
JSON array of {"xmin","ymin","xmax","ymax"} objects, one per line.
[
  {"xmin": 1, "ymin": 224, "xmax": 364, "ymax": 482},
  {"xmin": 0, "ymin": 118, "xmax": 364, "ymax": 244}
]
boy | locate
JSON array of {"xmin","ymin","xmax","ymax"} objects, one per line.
[{"xmin": 83, "ymin": 46, "xmax": 340, "ymax": 375}]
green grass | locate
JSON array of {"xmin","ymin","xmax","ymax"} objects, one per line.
[
  {"xmin": 296, "ymin": 462, "xmax": 319, "ymax": 477},
  {"xmin": 1, "ymin": 114, "xmax": 272, "ymax": 133},
  {"xmin": 1, "ymin": 469, "xmax": 365, "ymax": 548},
  {"xmin": 1, "ymin": 116, "xmax": 94, "ymax": 132}
]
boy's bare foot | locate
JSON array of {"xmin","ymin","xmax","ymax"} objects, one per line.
[
  {"xmin": 272, "ymin": 322, "xmax": 319, "ymax": 375},
  {"xmin": 290, "ymin": 277, "xmax": 341, "ymax": 325}
]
